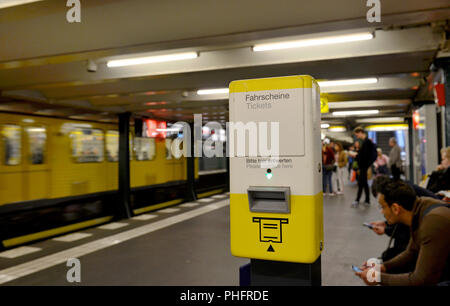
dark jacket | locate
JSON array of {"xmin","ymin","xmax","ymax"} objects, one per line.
[
  {"xmin": 427, "ymin": 167, "xmax": 450, "ymax": 193},
  {"xmin": 384, "ymin": 223, "xmax": 410, "ymax": 251},
  {"xmin": 356, "ymin": 137, "xmax": 376, "ymax": 170},
  {"xmin": 382, "ymin": 223, "xmax": 412, "ymax": 273},
  {"xmin": 410, "ymin": 183, "xmax": 440, "ymax": 200}
]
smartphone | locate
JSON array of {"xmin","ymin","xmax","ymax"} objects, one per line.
[
  {"xmin": 363, "ymin": 222, "xmax": 374, "ymax": 229},
  {"xmin": 352, "ymin": 265, "xmax": 363, "ymax": 273}
]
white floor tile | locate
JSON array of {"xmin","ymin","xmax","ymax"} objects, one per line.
[
  {"xmin": 0, "ymin": 246, "xmax": 41, "ymax": 259},
  {"xmin": 131, "ymin": 214, "xmax": 157, "ymax": 221},
  {"xmin": 98, "ymin": 222, "xmax": 128, "ymax": 230},
  {"xmin": 197, "ymin": 198, "xmax": 214, "ymax": 203},
  {"xmin": 179, "ymin": 203, "xmax": 200, "ymax": 208},
  {"xmin": 53, "ymin": 233, "xmax": 92, "ymax": 242},
  {"xmin": 211, "ymin": 195, "xmax": 226, "ymax": 199},
  {"xmin": 158, "ymin": 208, "xmax": 180, "ymax": 213}
]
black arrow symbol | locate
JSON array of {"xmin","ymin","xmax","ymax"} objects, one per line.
[{"xmin": 267, "ymin": 245, "xmax": 275, "ymax": 252}]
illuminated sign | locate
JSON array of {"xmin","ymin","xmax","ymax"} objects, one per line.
[
  {"xmin": 413, "ymin": 111, "xmax": 420, "ymax": 130},
  {"xmin": 143, "ymin": 119, "xmax": 167, "ymax": 138}
]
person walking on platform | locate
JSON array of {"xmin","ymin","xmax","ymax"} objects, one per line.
[
  {"xmin": 334, "ymin": 142, "xmax": 348, "ymax": 194},
  {"xmin": 322, "ymin": 141, "xmax": 336, "ymax": 196},
  {"xmin": 388, "ymin": 137, "xmax": 402, "ymax": 181},
  {"xmin": 356, "ymin": 180, "xmax": 450, "ymax": 286},
  {"xmin": 351, "ymin": 127, "xmax": 377, "ymax": 208}
]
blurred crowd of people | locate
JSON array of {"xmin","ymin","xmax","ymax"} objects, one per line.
[
  {"xmin": 321, "ymin": 127, "xmax": 450, "ymax": 286},
  {"xmin": 321, "ymin": 127, "xmax": 450, "ymax": 204}
]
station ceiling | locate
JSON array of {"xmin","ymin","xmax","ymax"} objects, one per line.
[{"xmin": 0, "ymin": 0, "xmax": 449, "ymax": 127}]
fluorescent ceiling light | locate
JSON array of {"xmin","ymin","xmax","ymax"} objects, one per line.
[
  {"xmin": 328, "ymin": 126, "xmax": 347, "ymax": 132},
  {"xmin": 365, "ymin": 124, "xmax": 408, "ymax": 132},
  {"xmin": 318, "ymin": 78, "xmax": 378, "ymax": 88},
  {"xmin": 356, "ymin": 117, "xmax": 404, "ymax": 123},
  {"xmin": 107, "ymin": 52, "xmax": 198, "ymax": 68},
  {"xmin": 332, "ymin": 110, "xmax": 379, "ymax": 116},
  {"xmin": 197, "ymin": 88, "xmax": 229, "ymax": 95},
  {"xmin": 26, "ymin": 128, "xmax": 46, "ymax": 133},
  {"xmin": 253, "ymin": 32, "xmax": 373, "ymax": 52},
  {"xmin": 321, "ymin": 123, "xmax": 330, "ymax": 129},
  {"xmin": 0, "ymin": 0, "xmax": 44, "ymax": 9},
  {"xmin": 196, "ymin": 77, "xmax": 377, "ymax": 96}
]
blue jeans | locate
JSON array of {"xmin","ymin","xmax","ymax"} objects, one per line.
[{"xmin": 322, "ymin": 168, "xmax": 333, "ymax": 193}]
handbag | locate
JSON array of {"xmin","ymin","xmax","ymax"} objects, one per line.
[
  {"xmin": 351, "ymin": 170, "xmax": 356, "ymax": 182},
  {"xmin": 367, "ymin": 167, "xmax": 373, "ymax": 180},
  {"xmin": 324, "ymin": 164, "xmax": 335, "ymax": 171}
]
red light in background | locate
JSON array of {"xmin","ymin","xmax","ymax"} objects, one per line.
[
  {"xmin": 413, "ymin": 111, "xmax": 420, "ymax": 130},
  {"xmin": 434, "ymin": 83, "xmax": 446, "ymax": 107},
  {"xmin": 157, "ymin": 121, "xmax": 167, "ymax": 139},
  {"xmin": 145, "ymin": 119, "xmax": 158, "ymax": 137},
  {"xmin": 143, "ymin": 119, "xmax": 167, "ymax": 138}
]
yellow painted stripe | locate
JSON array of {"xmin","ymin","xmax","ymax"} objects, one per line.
[
  {"xmin": 3, "ymin": 216, "xmax": 114, "ymax": 248},
  {"xmin": 197, "ymin": 189, "xmax": 224, "ymax": 199},
  {"xmin": 229, "ymin": 75, "xmax": 314, "ymax": 93},
  {"xmin": 133, "ymin": 199, "xmax": 183, "ymax": 215}
]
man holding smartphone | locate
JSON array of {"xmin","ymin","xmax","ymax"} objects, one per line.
[
  {"xmin": 355, "ymin": 180, "xmax": 450, "ymax": 286},
  {"xmin": 368, "ymin": 176, "xmax": 411, "ymax": 270}
]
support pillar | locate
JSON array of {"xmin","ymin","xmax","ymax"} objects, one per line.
[
  {"xmin": 118, "ymin": 112, "xmax": 132, "ymax": 219},
  {"xmin": 435, "ymin": 57, "xmax": 450, "ymax": 148},
  {"xmin": 406, "ymin": 117, "xmax": 415, "ymax": 184},
  {"xmin": 185, "ymin": 122, "xmax": 197, "ymax": 202}
]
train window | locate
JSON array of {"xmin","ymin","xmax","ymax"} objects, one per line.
[
  {"xmin": 106, "ymin": 131, "xmax": 119, "ymax": 162},
  {"xmin": 134, "ymin": 137, "xmax": 155, "ymax": 161},
  {"xmin": 105, "ymin": 131, "xmax": 134, "ymax": 162},
  {"xmin": 70, "ymin": 128, "xmax": 104, "ymax": 163},
  {"xmin": 2, "ymin": 125, "xmax": 21, "ymax": 165},
  {"xmin": 26, "ymin": 127, "xmax": 46, "ymax": 165}
]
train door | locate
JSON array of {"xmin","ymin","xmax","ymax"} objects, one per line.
[
  {"xmin": 23, "ymin": 125, "xmax": 50, "ymax": 201},
  {"xmin": 0, "ymin": 124, "xmax": 25, "ymax": 205},
  {"xmin": 105, "ymin": 130, "xmax": 119, "ymax": 190}
]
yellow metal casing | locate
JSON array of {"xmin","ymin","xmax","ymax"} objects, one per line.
[{"xmin": 229, "ymin": 75, "xmax": 323, "ymax": 263}]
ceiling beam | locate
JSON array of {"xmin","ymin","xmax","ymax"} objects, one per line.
[{"xmin": 0, "ymin": 27, "xmax": 441, "ymax": 90}]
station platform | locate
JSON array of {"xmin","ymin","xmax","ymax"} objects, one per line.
[{"xmin": 0, "ymin": 182, "xmax": 387, "ymax": 286}]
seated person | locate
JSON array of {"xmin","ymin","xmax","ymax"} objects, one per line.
[
  {"xmin": 436, "ymin": 147, "xmax": 450, "ymax": 171},
  {"xmin": 370, "ymin": 176, "xmax": 411, "ymax": 271},
  {"xmin": 425, "ymin": 147, "xmax": 450, "ymax": 201},
  {"xmin": 374, "ymin": 148, "xmax": 389, "ymax": 175},
  {"xmin": 356, "ymin": 180, "xmax": 450, "ymax": 286}
]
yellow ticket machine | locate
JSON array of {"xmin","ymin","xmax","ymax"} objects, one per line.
[{"xmin": 229, "ymin": 75, "xmax": 323, "ymax": 266}]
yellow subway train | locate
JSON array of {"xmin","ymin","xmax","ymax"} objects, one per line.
[
  {"xmin": 0, "ymin": 112, "xmax": 194, "ymax": 205},
  {"xmin": 0, "ymin": 113, "xmax": 229, "ymax": 249}
]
